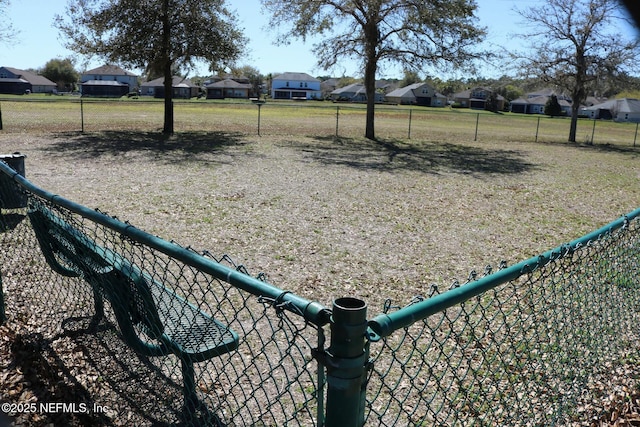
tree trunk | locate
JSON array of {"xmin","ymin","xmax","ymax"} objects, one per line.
[
  {"xmin": 163, "ymin": 67, "xmax": 174, "ymax": 135},
  {"xmin": 363, "ymin": 21, "xmax": 378, "ymax": 141},
  {"xmin": 161, "ymin": 0, "xmax": 174, "ymax": 135},
  {"xmin": 568, "ymin": 104, "xmax": 579, "ymax": 143},
  {"xmin": 364, "ymin": 63, "xmax": 376, "ymax": 140}
]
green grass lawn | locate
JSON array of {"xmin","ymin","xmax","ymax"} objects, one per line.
[{"xmin": 2, "ymin": 96, "xmax": 640, "ymax": 146}]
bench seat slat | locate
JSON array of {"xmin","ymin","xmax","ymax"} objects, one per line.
[
  {"xmin": 28, "ymin": 204, "xmax": 239, "ymax": 362},
  {"xmin": 150, "ymin": 282, "xmax": 239, "ymax": 361}
]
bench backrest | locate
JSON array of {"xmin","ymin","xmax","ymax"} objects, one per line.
[{"xmin": 28, "ymin": 204, "xmax": 164, "ymax": 341}]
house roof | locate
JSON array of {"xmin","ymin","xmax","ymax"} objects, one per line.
[
  {"xmin": 583, "ymin": 98, "xmax": 640, "ymax": 113},
  {"xmin": 0, "ymin": 78, "xmax": 29, "ymax": 84},
  {"xmin": 453, "ymin": 87, "xmax": 504, "ymax": 100},
  {"xmin": 3, "ymin": 67, "xmax": 56, "ymax": 86},
  {"xmin": 331, "ymin": 83, "xmax": 364, "ymax": 95},
  {"xmin": 386, "ymin": 84, "xmax": 420, "ymax": 99},
  {"xmin": 141, "ymin": 76, "xmax": 197, "ymax": 87},
  {"xmin": 273, "ymin": 72, "xmax": 320, "ymax": 82},
  {"xmin": 206, "ymin": 78, "xmax": 252, "ymax": 89},
  {"xmin": 80, "ymin": 80, "xmax": 128, "ymax": 86},
  {"xmin": 84, "ymin": 64, "xmax": 137, "ymax": 77},
  {"xmin": 512, "ymin": 95, "xmax": 572, "ymax": 108}
]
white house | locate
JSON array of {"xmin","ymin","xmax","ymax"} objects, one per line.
[
  {"xmin": 582, "ymin": 98, "xmax": 640, "ymax": 122},
  {"xmin": 271, "ymin": 72, "xmax": 321, "ymax": 100}
]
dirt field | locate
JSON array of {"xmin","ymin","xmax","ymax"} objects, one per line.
[
  {"xmin": 1, "ymin": 131, "xmax": 638, "ymax": 308},
  {"xmin": 1, "ymin": 129, "xmax": 639, "ymax": 425}
]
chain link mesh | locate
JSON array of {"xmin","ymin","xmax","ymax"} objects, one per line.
[
  {"xmin": 0, "ymin": 173, "xmax": 326, "ymax": 426},
  {"xmin": 366, "ymin": 218, "xmax": 640, "ymax": 426},
  {"xmin": 1, "ymin": 158, "xmax": 639, "ymax": 426}
]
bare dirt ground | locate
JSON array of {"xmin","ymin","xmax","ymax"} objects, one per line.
[{"xmin": 1, "ymin": 131, "xmax": 640, "ymax": 425}]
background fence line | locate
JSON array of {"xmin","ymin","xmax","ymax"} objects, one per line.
[
  {"xmin": 1, "ymin": 152, "xmax": 640, "ymax": 425},
  {"xmin": 1, "ymin": 97, "xmax": 639, "ymax": 146}
]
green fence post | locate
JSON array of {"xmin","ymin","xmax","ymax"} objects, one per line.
[
  {"xmin": 0, "ymin": 272, "xmax": 5, "ymax": 324},
  {"xmin": 324, "ymin": 297, "xmax": 368, "ymax": 427},
  {"xmin": 0, "ymin": 101, "xmax": 3, "ymax": 131}
]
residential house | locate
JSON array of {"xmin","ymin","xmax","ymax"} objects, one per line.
[
  {"xmin": 452, "ymin": 87, "xmax": 505, "ymax": 110},
  {"xmin": 329, "ymin": 82, "xmax": 387, "ymax": 103},
  {"xmin": 510, "ymin": 89, "xmax": 572, "ymax": 115},
  {"xmin": 385, "ymin": 82, "xmax": 446, "ymax": 107},
  {"xmin": 320, "ymin": 78, "xmax": 340, "ymax": 99},
  {"xmin": 141, "ymin": 76, "xmax": 200, "ymax": 99},
  {"xmin": 271, "ymin": 72, "xmax": 322, "ymax": 100},
  {"xmin": 206, "ymin": 78, "xmax": 253, "ymax": 99},
  {"xmin": 582, "ymin": 98, "xmax": 640, "ymax": 122},
  {"xmin": 80, "ymin": 64, "xmax": 138, "ymax": 97},
  {"xmin": 0, "ymin": 67, "xmax": 56, "ymax": 94}
]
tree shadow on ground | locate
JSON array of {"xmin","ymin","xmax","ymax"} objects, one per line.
[
  {"xmin": 540, "ymin": 140, "xmax": 640, "ymax": 158},
  {"xmin": 293, "ymin": 136, "xmax": 538, "ymax": 175},
  {"xmin": 45, "ymin": 131, "xmax": 253, "ymax": 165}
]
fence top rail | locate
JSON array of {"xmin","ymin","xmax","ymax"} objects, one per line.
[
  {"xmin": 0, "ymin": 160, "xmax": 332, "ymax": 327},
  {"xmin": 367, "ymin": 206, "xmax": 640, "ymax": 341}
]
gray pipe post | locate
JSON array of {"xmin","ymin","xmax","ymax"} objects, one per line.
[{"xmin": 324, "ymin": 297, "xmax": 368, "ymax": 427}]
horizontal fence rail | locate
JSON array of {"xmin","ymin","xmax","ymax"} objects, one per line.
[
  {"xmin": 1, "ymin": 97, "xmax": 640, "ymax": 145},
  {"xmin": 1, "ymin": 156, "xmax": 639, "ymax": 426}
]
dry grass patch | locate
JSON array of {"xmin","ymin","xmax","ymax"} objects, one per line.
[{"xmin": 2, "ymin": 131, "xmax": 638, "ymax": 310}]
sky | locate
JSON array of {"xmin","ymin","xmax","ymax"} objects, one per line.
[{"xmin": 0, "ymin": 0, "xmax": 638, "ymax": 80}]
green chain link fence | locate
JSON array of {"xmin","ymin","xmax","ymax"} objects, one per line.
[{"xmin": 1, "ymin": 156, "xmax": 639, "ymax": 426}]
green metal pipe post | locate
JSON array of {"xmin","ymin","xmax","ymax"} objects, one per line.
[
  {"xmin": 325, "ymin": 297, "xmax": 368, "ymax": 427},
  {"xmin": 0, "ymin": 272, "xmax": 5, "ymax": 324}
]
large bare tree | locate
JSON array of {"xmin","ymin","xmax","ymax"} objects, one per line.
[
  {"xmin": 262, "ymin": 0, "xmax": 488, "ymax": 140},
  {"xmin": 515, "ymin": 0, "xmax": 640, "ymax": 142},
  {"xmin": 56, "ymin": 0, "xmax": 245, "ymax": 134},
  {"xmin": 0, "ymin": 0, "xmax": 15, "ymax": 43}
]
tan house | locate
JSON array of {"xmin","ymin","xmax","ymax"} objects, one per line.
[
  {"xmin": 385, "ymin": 82, "xmax": 446, "ymax": 106},
  {"xmin": 206, "ymin": 78, "xmax": 253, "ymax": 99},
  {"xmin": 452, "ymin": 87, "xmax": 505, "ymax": 111}
]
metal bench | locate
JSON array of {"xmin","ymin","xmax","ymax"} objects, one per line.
[{"xmin": 27, "ymin": 203, "xmax": 239, "ymax": 415}]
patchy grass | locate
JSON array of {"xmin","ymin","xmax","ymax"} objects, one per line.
[
  {"xmin": 2, "ymin": 130, "xmax": 638, "ymax": 309},
  {"xmin": 1, "ymin": 119, "xmax": 639, "ymax": 425}
]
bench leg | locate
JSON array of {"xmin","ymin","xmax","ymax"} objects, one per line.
[
  {"xmin": 182, "ymin": 357, "xmax": 198, "ymax": 414},
  {"xmin": 181, "ymin": 358, "xmax": 225, "ymax": 425},
  {"xmin": 91, "ymin": 284, "xmax": 104, "ymax": 322}
]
